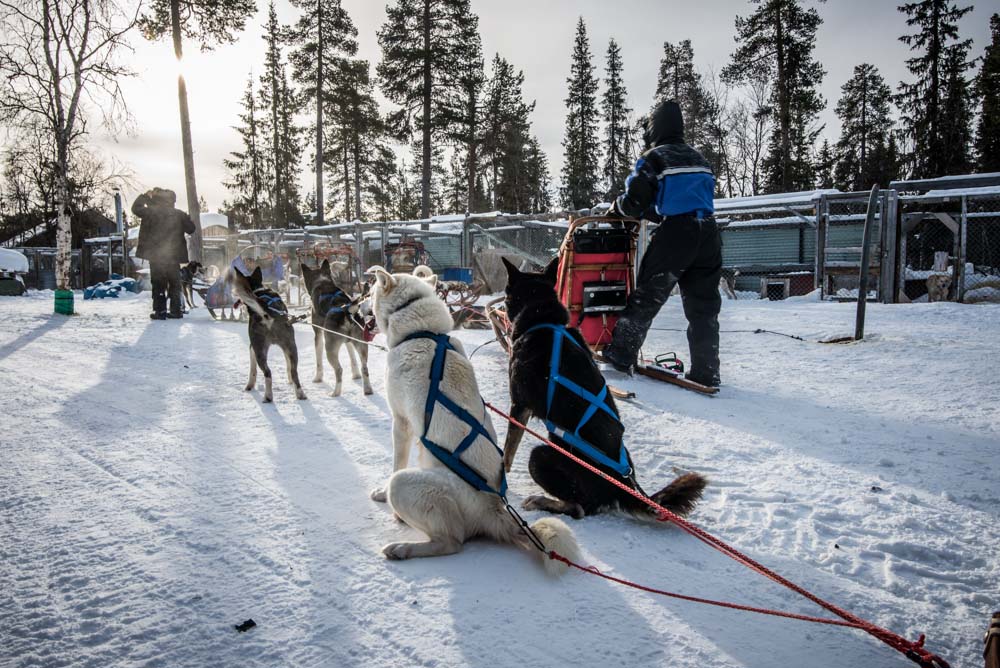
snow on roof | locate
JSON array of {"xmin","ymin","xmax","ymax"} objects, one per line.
[
  {"xmin": 0, "ymin": 247, "xmax": 29, "ymax": 273},
  {"xmin": 921, "ymin": 185, "xmax": 1000, "ymax": 198},
  {"xmin": 200, "ymin": 212, "xmax": 229, "ymax": 230},
  {"xmin": 714, "ymin": 189, "xmax": 841, "ymax": 212}
]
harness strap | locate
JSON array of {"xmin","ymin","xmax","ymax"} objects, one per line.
[
  {"xmin": 402, "ymin": 331, "xmax": 507, "ymax": 497},
  {"xmin": 316, "ymin": 290, "xmax": 347, "ymax": 316},
  {"xmin": 523, "ymin": 323, "xmax": 632, "ymax": 478},
  {"xmin": 252, "ymin": 287, "xmax": 288, "ymax": 316}
]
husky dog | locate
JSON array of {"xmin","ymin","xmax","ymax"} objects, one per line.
[
  {"xmin": 179, "ymin": 261, "xmax": 205, "ymax": 310},
  {"xmin": 368, "ymin": 268, "xmax": 579, "ymax": 572},
  {"xmin": 501, "ymin": 258, "xmax": 707, "ymax": 519},
  {"xmin": 926, "ymin": 274, "xmax": 952, "ymax": 302},
  {"xmin": 228, "ymin": 267, "xmax": 307, "ymax": 403},
  {"xmin": 301, "ymin": 260, "xmax": 373, "ymax": 397}
]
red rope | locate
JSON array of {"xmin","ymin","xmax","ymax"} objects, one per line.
[{"xmin": 485, "ymin": 402, "xmax": 950, "ymax": 668}]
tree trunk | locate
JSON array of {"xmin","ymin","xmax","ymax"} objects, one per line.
[
  {"xmin": 315, "ymin": 0, "xmax": 324, "ymax": 225},
  {"xmin": 467, "ymin": 91, "xmax": 478, "ymax": 213},
  {"xmin": 353, "ymin": 134, "xmax": 362, "ymax": 220},
  {"xmin": 54, "ymin": 154, "xmax": 72, "ymax": 290},
  {"xmin": 773, "ymin": 4, "xmax": 790, "ymax": 192},
  {"xmin": 171, "ymin": 0, "xmax": 202, "ymax": 260},
  {"xmin": 420, "ymin": 0, "xmax": 432, "ymax": 220},
  {"xmin": 342, "ymin": 138, "xmax": 351, "ymax": 221}
]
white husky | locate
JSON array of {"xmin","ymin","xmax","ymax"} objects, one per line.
[{"xmin": 368, "ymin": 268, "xmax": 580, "ymax": 574}]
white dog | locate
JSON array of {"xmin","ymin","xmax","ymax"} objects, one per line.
[{"xmin": 368, "ymin": 268, "xmax": 580, "ymax": 574}]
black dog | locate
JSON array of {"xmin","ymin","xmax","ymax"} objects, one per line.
[
  {"xmin": 300, "ymin": 260, "xmax": 373, "ymax": 396},
  {"xmin": 501, "ymin": 257, "xmax": 706, "ymax": 519},
  {"xmin": 179, "ymin": 261, "xmax": 205, "ymax": 311},
  {"xmin": 228, "ymin": 266, "xmax": 307, "ymax": 403}
]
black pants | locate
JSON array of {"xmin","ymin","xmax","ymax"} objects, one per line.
[
  {"xmin": 606, "ymin": 216, "xmax": 722, "ymax": 385},
  {"xmin": 150, "ymin": 261, "xmax": 182, "ymax": 316}
]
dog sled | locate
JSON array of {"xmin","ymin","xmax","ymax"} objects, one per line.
[{"xmin": 486, "ymin": 215, "xmax": 718, "ymax": 395}]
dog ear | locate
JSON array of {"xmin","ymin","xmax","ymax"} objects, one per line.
[
  {"xmin": 421, "ymin": 273, "xmax": 438, "ymax": 289},
  {"xmin": 373, "ymin": 268, "xmax": 395, "ymax": 293},
  {"xmin": 250, "ymin": 266, "xmax": 263, "ymax": 287},
  {"xmin": 320, "ymin": 259, "xmax": 330, "ymax": 275},
  {"xmin": 543, "ymin": 256, "xmax": 559, "ymax": 284},
  {"xmin": 501, "ymin": 257, "xmax": 521, "ymax": 281}
]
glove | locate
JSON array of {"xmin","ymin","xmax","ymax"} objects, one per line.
[{"xmin": 605, "ymin": 198, "xmax": 625, "ymax": 219}]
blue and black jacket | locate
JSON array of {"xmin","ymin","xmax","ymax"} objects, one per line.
[{"xmin": 612, "ymin": 100, "xmax": 715, "ymax": 222}]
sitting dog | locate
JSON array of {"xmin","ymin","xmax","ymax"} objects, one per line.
[
  {"xmin": 179, "ymin": 261, "xmax": 205, "ymax": 310},
  {"xmin": 926, "ymin": 274, "xmax": 952, "ymax": 302},
  {"xmin": 228, "ymin": 266, "xmax": 307, "ymax": 403},
  {"xmin": 368, "ymin": 267, "xmax": 579, "ymax": 572},
  {"xmin": 501, "ymin": 258, "xmax": 707, "ymax": 519},
  {"xmin": 301, "ymin": 259, "xmax": 373, "ymax": 396}
]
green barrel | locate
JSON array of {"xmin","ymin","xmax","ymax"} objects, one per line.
[{"xmin": 54, "ymin": 288, "xmax": 74, "ymax": 315}]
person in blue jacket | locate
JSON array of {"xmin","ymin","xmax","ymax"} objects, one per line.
[{"xmin": 604, "ymin": 100, "xmax": 721, "ymax": 387}]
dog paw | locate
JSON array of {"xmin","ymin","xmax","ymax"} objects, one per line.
[
  {"xmin": 351, "ymin": 371, "xmax": 362, "ymax": 380},
  {"xmin": 370, "ymin": 488, "xmax": 387, "ymax": 503},
  {"xmin": 262, "ymin": 396, "xmax": 273, "ymax": 404},
  {"xmin": 312, "ymin": 375, "xmax": 323, "ymax": 384},
  {"xmin": 382, "ymin": 542, "xmax": 411, "ymax": 560},
  {"xmin": 331, "ymin": 384, "xmax": 342, "ymax": 398},
  {"xmin": 522, "ymin": 495, "xmax": 546, "ymax": 511},
  {"xmin": 363, "ymin": 385, "xmax": 374, "ymax": 396},
  {"xmin": 244, "ymin": 384, "xmax": 254, "ymax": 392},
  {"xmin": 296, "ymin": 390, "xmax": 307, "ymax": 400}
]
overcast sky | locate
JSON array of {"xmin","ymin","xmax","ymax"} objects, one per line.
[{"xmin": 97, "ymin": 0, "xmax": 994, "ymax": 213}]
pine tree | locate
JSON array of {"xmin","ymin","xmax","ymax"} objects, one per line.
[
  {"xmin": 259, "ymin": 3, "xmax": 301, "ymax": 228},
  {"xmin": 286, "ymin": 0, "xmax": 358, "ymax": 225},
  {"xmin": 223, "ymin": 75, "xmax": 266, "ymax": 229},
  {"xmin": 525, "ymin": 137, "xmax": 553, "ymax": 212},
  {"xmin": 601, "ymin": 39, "xmax": 633, "ymax": 199},
  {"xmin": 897, "ymin": 0, "xmax": 974, "ymax": 178},
  {"xmin": 653, "ymin": 40, "xmax": 720, "ymax": 170},
  {"xmin": 561, "ymin": 17, "xmax": 601, "ymax": 209},
  {"xmin": 722, "ymin": 0, "xmax": 826, "ymax": 193},
  {"xmin": 366, "ymin": 145, "xmax": 399, "ymax": 221},
  {"xmin": 939, "ymin": 45, "xmax": 975, "ymax": 175},
  {"xmin": 977, "ymin": 14, "xmax": 1000, "ymax": 172},
  {"xmin": 814, "ymin": 139, "xmax": 835, "ymax": 189},
  {"xmin": 833, "ymin": 63, "xmax": 895, "ymax": 191},
  {"xmin": 377, "ymin": 0, "xmax": 472, "ymax": 218},
  {"xmin": 440, "ymin": 7, "xmax": 485, "ymax": 212}
]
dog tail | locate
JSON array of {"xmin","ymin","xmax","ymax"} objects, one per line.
[
  {"xmin": 509, "ymin": 517, "xmax": 582, "ymax": 577},
  {"xmin": 648, "ymin": 472, "xmax": 708, "ymax": 518}
]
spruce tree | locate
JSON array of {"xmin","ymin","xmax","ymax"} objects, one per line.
[
  {"xmin": 722, "ymin": 0, "xmax": 826, "ymax": 193},
  {"xmin": 653, "ymin": 40, "xmax": 720, "ymax": 169},
  {"xmin": 377, "ymin": 0, "xmax": 472, "ymax": 218},
  {"xmin": 601, "ymin": 39, "xmax": 633, "ymax": 199},
  {"xmin": 977, "ymin": 14, "xmax": 1000, "ymax": 172},
  {"xmin": 561, "ymin": 17, "xmax": 601, "ymax": 210},
  {"xmin": 286, "ymin": 0, "xmax": 358, "ymax": 224},
  {"xmin": 814, "ymin": 139, "xmax": 835, "ymax": 189},
  {"xmin": 223, "ymin": 75, "xmax": 266, "ymax": 229},
  {"xmin": 897, "ymin": 0, "xmax": 974, "ymax": 178},
  {"xmin": 939, "ymin": 45, "xmax": 975, "ymax": 175},
  {"xmin": 833, "ymin": 63, "xmax": 895, "ymax": 190},
  {"xmin": 525, "ymin": 137, "xmax": 553, "ymax": 212}
]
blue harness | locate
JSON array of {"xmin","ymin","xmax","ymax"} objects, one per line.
[
  {"xmin": 253, "ymin": 287, "xmax": 288, "ymax": 317},
  {"xmin": 316, "ymin": 290, "xmax": 348, "ymax": 316},
  {"xmin": 402, "ymin": 331, "xmax": 507, "ymax": 497},
  {"xmin": 522, "ymin": 323, "xmax": 632, "ymax": 478}
]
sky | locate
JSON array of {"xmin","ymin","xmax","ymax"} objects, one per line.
[{"xmin": 95, "ymin": 0, "xmax": 995, "ymax": 215}]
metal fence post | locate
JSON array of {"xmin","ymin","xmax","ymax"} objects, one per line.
[
  {"xmin": 815, "ymin": 195, "xmax": 827, "ymax": 296},
  {"xmin": 958, "ymin": 195, "xmax": 968, "ymax": 302},
  {"xmin": 461, "ymin": 215, "xmax": 471, "ymax": 267},
  {"xmin": 881, "ymin": 190, "xmax": 898, "ymax": 303},
  {"xmin": 855, "ymin": 185, "xmax": 879, "ymax": 340}
]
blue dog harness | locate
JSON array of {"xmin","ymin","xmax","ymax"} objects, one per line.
[
  {"xmin": 401, "ymin": 331, "xmax": 507, "ymax": 497},
  {"xmin": 522, "ymin": 323, "xmax": 632, "ymax": 478},
  {"xmin": 316, "ymin": 290, "xmax": 348, "ymax": 316},
  {"xmin": 252, "ymin": 287, "xmax": 288, "ymax": 317}
]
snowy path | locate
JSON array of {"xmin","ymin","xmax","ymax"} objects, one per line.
[{"xmin": 1, "ymin": 293, "xmax": 997, "ymax": 668}]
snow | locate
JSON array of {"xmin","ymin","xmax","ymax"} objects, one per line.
[
  {"xmin": 919, "ymin": 186, "xmax": 1000, "ymax": 198},
  {"xmin": 1, "ymin": 293, "xmax": 998, "ymax": 668},
  {"xmin": 0, "ymin": 247, "xmax": 29, "ymax": 273},
  {"xmin": 714, "ymin": 190, "xmax": 841, "ymax": 213},
  {"xmin": 200, "ymin": 212, "xmax": 229, "ymax": 230}
]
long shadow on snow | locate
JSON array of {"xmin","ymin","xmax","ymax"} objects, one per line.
[{"xmin": 0, "ymin": 312, "xmax": 68, "ymax": 362}]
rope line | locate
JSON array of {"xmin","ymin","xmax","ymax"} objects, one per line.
[
  {"xmin": 294, "ymin": 319, "xmax": 388, "ymax": 351},
  {"xmin": 484, "ymin": 402, "xmax": 949, "ymax": 668}
]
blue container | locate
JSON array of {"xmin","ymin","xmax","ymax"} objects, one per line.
[{"xmin": 442, "ymin": 267, "xmax": 473, "ymax": 283}]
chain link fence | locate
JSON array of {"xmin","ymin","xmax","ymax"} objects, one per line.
[
  {"xmin": 962, "ymin": 194, "xmax": 1000, "ymax": 303},
  {"xmin": 817, "ymin": 192, "xmax": 888, "ymax": 301}
]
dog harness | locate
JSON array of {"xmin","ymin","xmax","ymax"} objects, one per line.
[
  {"xmin": 522, "ymin": 323, "xmax": 632, "ymax": 478},
  {"xmin": 252, "ymin": 287, "xmax": 288, "ymax": 317},
  {"xmin": 316, "ymin": 290, "xmax": 348, "ymax": 316},
  {"xmin": 401, "ymin": 331, "xmax": 507, "ymax": 497}
]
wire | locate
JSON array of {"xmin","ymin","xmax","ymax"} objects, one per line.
[
  {"xmin": 468, "ymin": 338, "xmax": 499, "ymax": 359},
  {"xmin": 647, "ymin": 327, "xmax": 806, "ymax": 341}
]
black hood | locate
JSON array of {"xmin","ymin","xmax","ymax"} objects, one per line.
[{"xmin": 643, "ymin": 100, "xmax": 685, "ymax": 148}]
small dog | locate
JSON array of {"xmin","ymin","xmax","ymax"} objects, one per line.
[
  {"xmin": 179, "ymin": 261, "xmax": 205, "ymax": 310},
  {"xmin": 368, "ymin": 267, "xmax": 579, "ymax": 572},
  {"xmin": 501, "ymin": 257, "xmax": 707, "ymax": 519},
  {"xmin": 926, "ymin": 274, "xmax": 952, "ymax": 302},
  {"xmin": 300, "ymin": 259, "xmax": 373, "ymax": 396},
  {"xmin": 228, "ymin": 266, "xmax": 307, "ymax": 403}
]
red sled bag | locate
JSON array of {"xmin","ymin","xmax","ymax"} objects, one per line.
[{"xmin": 555, "ymin": 216, "xmax": 638, "ymax": 350}]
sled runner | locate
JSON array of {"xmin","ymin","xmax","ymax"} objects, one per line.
[{"xmin": 486, "ymin": 215, "xmax": 718, "ymax": 395}]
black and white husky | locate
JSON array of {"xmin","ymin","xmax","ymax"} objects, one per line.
[
  {"xmin": 228, "ymin": 266, "xmax": 307, "ymax": 403},
  {"xmin": 367, "ymin": 267, "xmax": 579, "ymax": 572},
  {"xmin": 501, "ymin": 258, "xmax": 706, "ymax": 519},
  {"xmin": 301, "ymin": 259, "xmax": 373, "ymax": 397}
]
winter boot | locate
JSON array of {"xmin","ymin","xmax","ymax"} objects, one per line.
[{"xmin": 150, "ymin": 312, "xmax": 167, "ymax": 321}]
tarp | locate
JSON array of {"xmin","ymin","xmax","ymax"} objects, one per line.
[{"xmin": 0, "ymin": 248, "xmax": 29, "ymax": 273}]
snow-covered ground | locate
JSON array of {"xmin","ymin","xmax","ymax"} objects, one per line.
[{"xmin": 1, "ymin": 291, "xmax": 997, "ymax": 668}]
